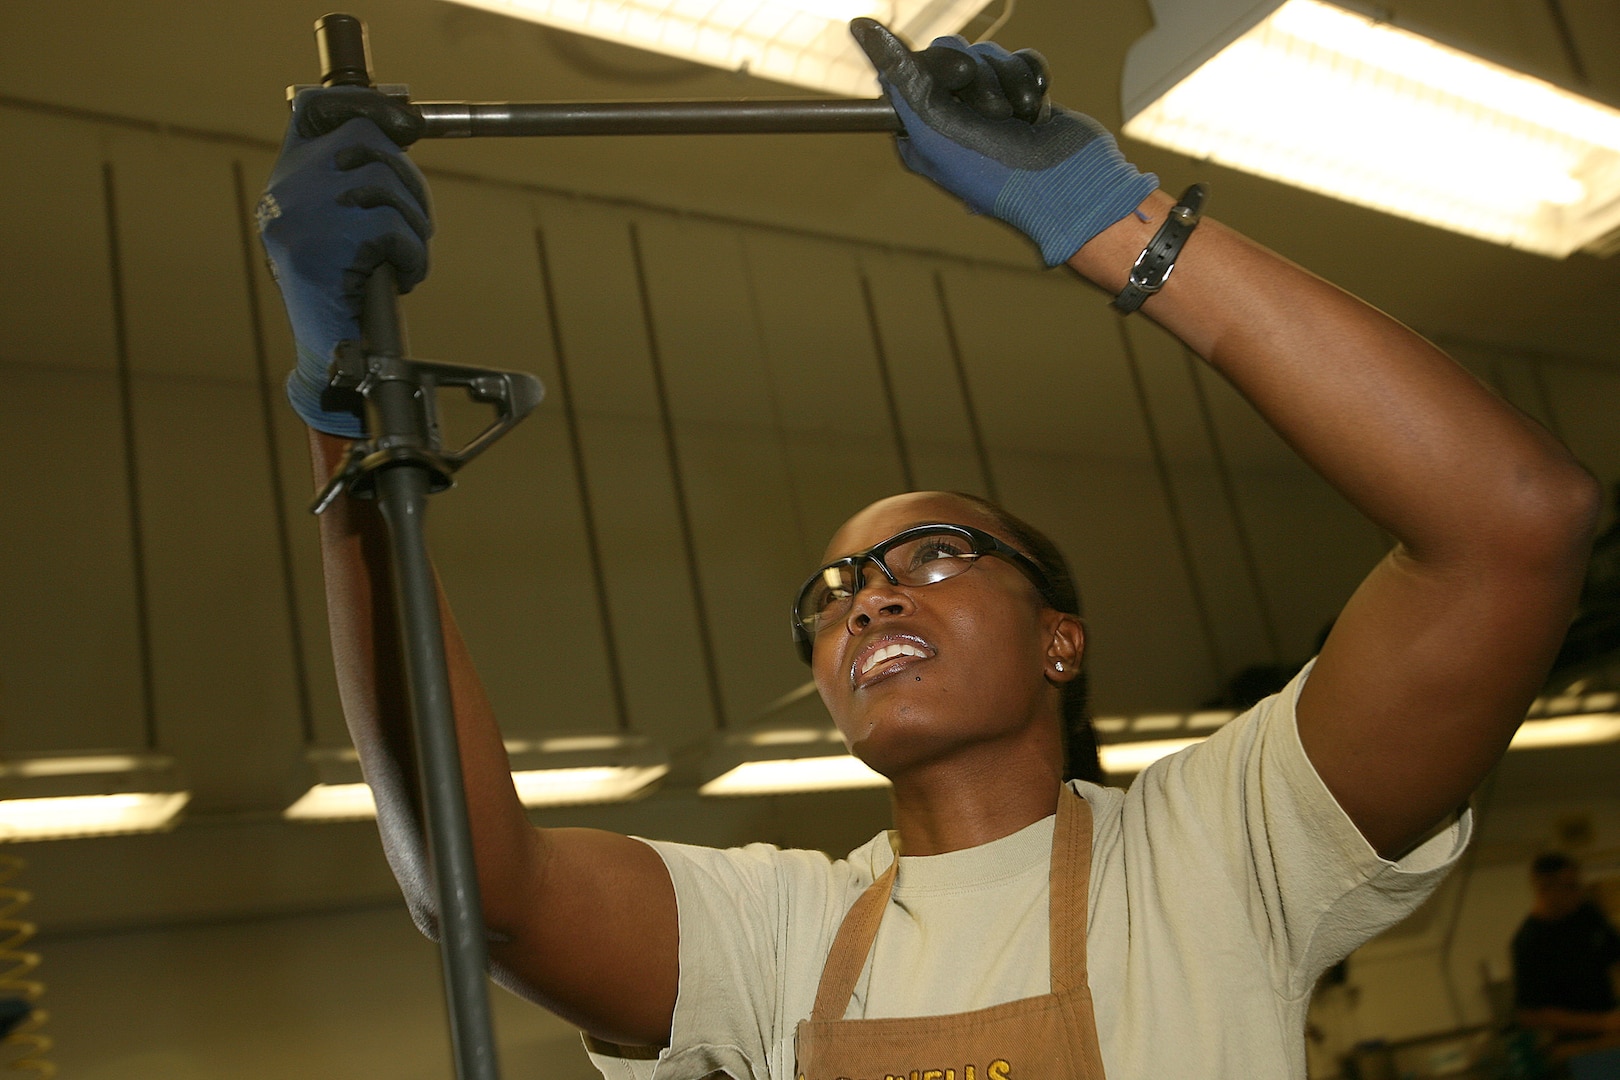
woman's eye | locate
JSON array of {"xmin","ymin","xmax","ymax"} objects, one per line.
[
  {"xmin": 908, "ymin": 539, "xmax": 970, "ymax": 567},
  {"xmin": 813, "ymin": 585, "xmax": 851, "ymax": 613}
]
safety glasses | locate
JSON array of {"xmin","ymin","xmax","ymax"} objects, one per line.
[{"xmin": 791, "ymin": 523, "xmax": 1063, "ymax": 664}]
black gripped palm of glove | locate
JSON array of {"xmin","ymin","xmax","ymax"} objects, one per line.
[
  {"xmin": 257, "ymin": 86, "xmax": 433, "ymax": 438},
  {"xmin": 850, "ymin": 18, "xmax": 1158, "ymax": 267}
]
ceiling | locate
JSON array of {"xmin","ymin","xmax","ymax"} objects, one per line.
[{"xmin": 3, "ymin": 0, "xmax": 1618, "ymax": 366}]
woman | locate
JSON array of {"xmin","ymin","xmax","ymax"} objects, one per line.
[{"xmin": 262, "ymin": 20, "xmax": 1600, "ymax": 1080}]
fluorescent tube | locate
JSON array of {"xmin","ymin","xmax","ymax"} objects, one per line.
[
  {"xmin": 511, "ymin": 764, "xmax": 668, "ymax": 806},
  {"xmin": 436, "ymin": 0, "xmax": 995, "ymax": 97},
  {"xmin": 1097, "ymin": 710, "xmax": 1620, "ymax": 776},
  {"xmin": 284, "ymin": 764, "xmax": 669, "ymax": 821},
  {"xmin": 1509, "ymin": 713, "xmax": 1620, "ymax": 750},
  {"xmin": 1122, "ymin": 0, "xmax": 1620, "ymax": 257},
  {"xmin": 0, "ymin": 792, "xmax": 190, "ymax": 842},
  {"xmin": 283, "ymin": 782, "xmax": 378, "ymax": 822},
  {"xmin": 699, "ymin": 753, "xmax": 889, "ymax": 796},
  {"xmin": 0, "ymin": 753, "xmax": 190, "ymax": 841},
  {"xmin": 1098, "ymin": 737, "xmax": 1203, "ymax": 776}
]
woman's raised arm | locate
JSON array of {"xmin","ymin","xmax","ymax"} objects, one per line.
[
  {"xmin": 258, "ymin": 83, "xmax": 679, "ymax": 1046},
  {"xmin": 1069, "ymin": 202, "xmax": 1599, "ymax": 858},
  {"xmin": 852, "ymin": 20, "xmax": 1601, "ymax": 858},
  {"xmin": 311, "ymin": 429, "xmax": 679, "ymax": 1046}
]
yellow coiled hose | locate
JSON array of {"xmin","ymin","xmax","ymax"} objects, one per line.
[{"xmin": 0, "ymin": 856, "xmax": 52, "ymax": 1078}]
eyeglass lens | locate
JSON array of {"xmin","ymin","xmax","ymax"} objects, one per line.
[{"xmin": 799, "ymin": 530, "xmax": 981, "ymax": 632}]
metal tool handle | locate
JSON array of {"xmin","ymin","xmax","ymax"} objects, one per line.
[
  {"xmin": 413, "ymin": 97, "xmax": 900, "ymax": 137},
  {"xmin": 307, "ymin": 10, "xmax": 902, "ymax": 140}
]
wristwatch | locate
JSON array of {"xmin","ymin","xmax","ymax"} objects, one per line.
[{"xmin": 1112, "ymin": 183, "xmax": 1209, "ymax": 314}]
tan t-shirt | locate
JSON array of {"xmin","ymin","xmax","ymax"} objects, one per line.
[{"xmin": 587, "ymin": 661, "xmax": 1470, "ymax": 1080}]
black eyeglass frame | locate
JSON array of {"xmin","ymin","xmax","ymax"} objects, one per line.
[{"xmin": 790, "ymin": 523, "xmax": 1065, "ymax": 664}]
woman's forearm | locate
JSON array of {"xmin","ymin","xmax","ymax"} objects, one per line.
[
  {"xmin": 1071, "ymin": 193, "xmax": 1596, "ymax": 565},
  {"xmin": 308, "ymin": 429, "xmax": 542, "ymax": 936}
]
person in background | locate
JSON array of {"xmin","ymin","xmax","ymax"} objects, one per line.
[{"xmin": 1514, "ymin": 853, "xmax": 1620, "ymax": 1055}]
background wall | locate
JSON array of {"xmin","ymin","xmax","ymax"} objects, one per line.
[{"xmin": 1, "ymin": 0, "xmax": 1619, "ymax": 1076}]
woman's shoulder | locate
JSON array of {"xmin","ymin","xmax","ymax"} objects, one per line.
[
  {"xmin": 1066, "ymin": 777, "xmax": 1128, "ymax": 834},
  {"xmin": 1068, "ymin": 777, "xmax": 1126, "ymax": 806},
  {"xmin": 636, "ymin": 829, "xmax": 890, "ymax": 913}
]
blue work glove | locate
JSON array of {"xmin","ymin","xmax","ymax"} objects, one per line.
[
  {"xmin": 851, "ymin": 19, "xmax": 1157, "ymax": 267},
  {"xmin": 256, "ymin": 87, "xmax": 433, "ymax": 437}
]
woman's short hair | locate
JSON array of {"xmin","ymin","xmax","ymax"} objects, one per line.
[{"xmin": 946, "ymin": 493, "xmax": 1103, "ymax": 784}]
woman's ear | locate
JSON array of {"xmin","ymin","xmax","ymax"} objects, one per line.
[{"xmin": 1045, "ymin": 612, "xmax": 1084, "ymax": 682}]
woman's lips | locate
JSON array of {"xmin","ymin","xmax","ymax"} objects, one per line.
[{"xmin": 851, "ymin": 634, "xmax": 936, "ymax": 689}]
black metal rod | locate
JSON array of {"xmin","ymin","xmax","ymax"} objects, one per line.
[
  {"xmin": 363, "ymin": 265, "xmax": 503, "ymax": 1080},
  {"xmin": 311, "ymin": 16, "xmax": 506, "ymax": 1079},
  {"xmin": 415, "ymin": 97, "xmax": 900, "ymax": 137},
  {"xmin": 362, "ymin": 266, "xmax": 404, "ymax": 357},
  {"xmin": 301, "ymin": 14, "xmax": 900, "ymax": 1079},
  {"xmin": 376, "ymin": 467, "xmax": 500, "ymax": 1080}
]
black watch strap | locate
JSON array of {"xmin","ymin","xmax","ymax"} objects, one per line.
[{"xmin": 1113, "ymin": 183, "xmax": 1209, "ymax": 314}]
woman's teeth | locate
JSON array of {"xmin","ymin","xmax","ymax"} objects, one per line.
[{"xmin": 861, "ymin": 642, "xmax": 928, "ymax": 675}]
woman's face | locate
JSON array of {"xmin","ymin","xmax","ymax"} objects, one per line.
[{"xmin": 810, "ymin": 492, "xmax": 1080, "ymax": 777}]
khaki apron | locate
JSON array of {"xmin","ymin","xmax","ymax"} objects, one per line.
[{"xmin": 795, "ymin": 787, "xmax": 1107, "ymax": 1080}]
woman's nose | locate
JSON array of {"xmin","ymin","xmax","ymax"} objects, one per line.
[{"xmin": 846, "ymin": 573, "xmax": 913, "ymax": 629}]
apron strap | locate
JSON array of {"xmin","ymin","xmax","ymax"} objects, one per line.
[
  {"xmin": 1049, "ymin": 786, "xmax": 1093, "ymax": 995},
  {"xmin": 810, "ymin": 856, "xmax": 898, "ymax": 1021}
]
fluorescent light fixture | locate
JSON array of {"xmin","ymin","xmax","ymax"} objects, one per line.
[
  {"xmin": 744, "ymin": 727, "xmax": 846, "ymax": 746},
  {"xmin": 285, "ymin": 737, "xmax": 668, "ymax": 822},
  {"xmin": 1536, "ymin": 691, "xmax": 1618, "ymax": 715},
  {"xmin": 1094, "ymin": 699, "xmax": 1620, "ymax": 776},
  {"xmin": 1093, "ymin": 709, "xmax": 1238, "ymax": 775},
  {"xmin": 7, "ymin": 754, "xmax": 148, "ymax": 777},
  {"xmin": 0, "ymin": 793, "xmax": 190, "ymax": 842},
  {"xmin": 701, "ymin": 682, "xmax": 890, "ymax": 796},
  {"xmin": 1187, "ymin": 710, "xmax": 1240, "ymax": 730},
  {"xmin": 1091, "ymin": 710, "xmax": 1237, "ymax": 737},
  {"xmin": 511, "ymin": 764, "xmax": 670, "ymax": 806},
  {"xmin": 1121, "ymin": 0, "xmax": 1620, "ymax": 257},
  {"xmin": 284, "ymin": 781, "xmax": 378, "ymax": 822},
  {"xmin": 504, "ymin": 736, "xmax": 668, "ymax": 806},
  {"xmin": 437, "ymin": 0, "xmax": 996, "ymax": 96},
  {"xmin": 707, "ymin": 678, "xmax": 1620, "ymax": 791},
  {"xmin": 700, "ymin": 753, "xmax": 889, "ymax": 796},
  {"xmin": 1129, "ymin": 713, "xmax": 1186, "ymax": 733},
  {"xmin": 1098, "ymin": 737, "xmax": 1203, "ymax": 776},
  {"xmin": 701, "ymin": 721, "xmax": 889, "ymax": 797},
  {"xmin": 1510, "ymin": 712, "xmax": 1620, "ymax": 750},
  {"xmin": 0, "ymin": 753, "xmax": 190, "ymax": 841}
]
